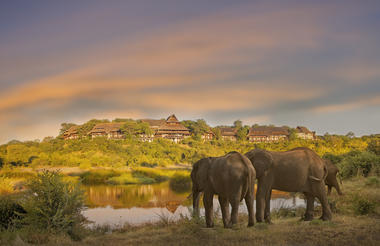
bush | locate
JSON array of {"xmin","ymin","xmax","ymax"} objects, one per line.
[
  {"xmin": 365, "ymin": 176, "xmax": 380, "ymax": 187},
  {"xmin": 338, "ymin": 151, "xmax": 380, "ymax": 179},
  {"xmin": 80, "ymin": 169, "xmax": 121, "ymax": 185},
  {"xmin": 107, "ymin": 172, "xmax": 155, "ymax": 185},
  {"xmin": 0, "ymin": 195, "xmax": 25, "ymax": 230},
  {"xmin": 169, "ymin": 172, "xmax": 191, "ymax": 193},
  {"xmin": 19, "ymin": 170, "xmax": 87, "ymax": 239},
  {"xmin": 352, "ymin": 195, "xmax": 376, "ymax": 215}
]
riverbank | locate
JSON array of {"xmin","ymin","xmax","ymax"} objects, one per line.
[
  {"xmin": 39, "ymin": 214, "xmax": 379, "ymax": 246},
  {"xmin": 1, "ymin": 177, "xmax": 379, "ymax": 245},
  {"xmin": 0, "ymin": 166, "xmax": 191, "ymax": 194}
]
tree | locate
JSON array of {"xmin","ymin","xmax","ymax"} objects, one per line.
[
  {"xmin": 346, "ymin": 131, "xmax": 355, "ymax": 138},
  {"xmin": 59, "ymin": 123, "xmax": 77, "ymax": 135},
  {"xmin": 212, "ymin": 127, "xmax": 222, "ymax": 140},
  {"xmin": 288, "ymin": 128, "xmax": 297, "ymax": 141},
  {"xmin": 237, "ymin": 126, "xmax": 249, "ymax": 141},
  {"xmin": 233, "ymin": 120, "xmax": 243, "ymax": 129},
  {"xmin": 367, "ymin": 138, "xmax": 380, "ymax": 155}
]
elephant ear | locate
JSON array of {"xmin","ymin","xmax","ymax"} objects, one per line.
[
  {"xmin": 252, "ymin": 150, "xmax": 273, "ymax": 178},
  {"xmin": 193, "ymin": 157, "xmax": 211, "ymax": 191}
]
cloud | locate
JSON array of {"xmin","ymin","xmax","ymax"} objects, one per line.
[
  {"xmin": 1, "ymin": 0, "xmax": 380, "ymax": 142},
  {"xmin": 312, "ymin": 94, "xmax": 380, "ymax": 113}
]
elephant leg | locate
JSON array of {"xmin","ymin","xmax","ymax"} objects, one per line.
[
  {"xmin": 316, "ymin": 186, "xmax": 332, "ymax": 221},
  {"xmin": 256, "ymin": 178, "xmax": 269, "ymax": 223},
  {"xmin": 327, "ymin": 185, "xmax": 332, "ymax": 196},
  {"xmin": 193, "ymin": 191, "xmax": 201, "ymax": 217},
  {"xmin": 203, "ymin": 192, "xmax": 214, "ymax": 227},
  {"xmin": 229, "ymin": 196, "xmax": 240, "ymax": 227},
  {"xmin": 264, "ymin": 189, "xmax": 272, "ymax": 224},
  {"xmin": 304, "ymin": 193, "xmax": 314, "ymax": 221},
  {"xmin": 245, "ymin": 192, "xmax": 255, "ymax": 227},
  {"xmin": 218, "ymin": 196, "xmax": 230, "ymax": 228}
]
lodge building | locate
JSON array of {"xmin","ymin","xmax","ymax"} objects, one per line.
[
  {"xmin": 295, "ymin": 126, "xmax": 316, "ymax": 140},
  {"xmin": 88, "ymin": 123, "xmax": 124, "ymax": 139},
  {"xmin": 62, "ymin": 114, "xmax": 316, "ymax": 143},
  {"xmin": 220, "ymin": 127, "xmax": 237, "ymax": 141},
  {"xmin": 248, "ymin": 126, "xmax": 289, "ymax": 143}
]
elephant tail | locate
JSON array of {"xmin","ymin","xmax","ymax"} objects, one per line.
[{"xmin": 309, "ymin": 165, "xmax": 328, "ymax": 182}]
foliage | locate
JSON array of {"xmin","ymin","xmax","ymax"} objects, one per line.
[
  {"xmin": 336, "ymin": 151, "xmax": 380, "ymax": 179},
  {"xmin": 0, "ymin": 194, "xmax": 25, "ymax": 230},
  {"xmin": 79, "ymin": 169, "xmax": 122, "ymax": 185},
  {"xmin": 169, "ymin": 172, "xmax": 192, "ymax": 193},
  {"xmin": 18, "ymin": 171, "xmax": 86, "ymax": 238},
  {"xmin": 351, "ymin": 195, "xmax": 376, "ymax": 215},
  {"xmin": 107, "ymin": 172, "xmax": 155, "ymax": 185}
]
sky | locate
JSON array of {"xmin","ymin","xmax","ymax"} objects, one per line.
[{"xmin": 0, "ymin": 0, "xmax": 380, "ymax": 143}]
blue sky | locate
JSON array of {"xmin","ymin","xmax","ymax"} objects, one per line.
[{"xmin": 0, "ymin": 0, "xmax": 380, "ymax": 143}]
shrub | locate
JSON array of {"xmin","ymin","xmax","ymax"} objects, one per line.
[
  {"xmin": 107, "ymin": 172, "xmax": 155, "ymax": 185},
  {"xmin": 80, "ymin": 169, "xmax": 121, "ymax": 185},
  {"xmin": 352, "ymin": 195, "xmax": 376, "ymax": 215},
  {"xmin": 169, "ymin": 172, "xmax": 191, "ymax": 193},
  {"xmin": 365, "ymin": 176, "xmax": 380, "ymax": 187},
  {"xmin": 0, "ymin": 178, "xmax": 14, "ymax": 194},
  {"xmin": 133, "ymin": 167, "xmax": 169, "ymax": 182},
  {"xmin": 18, "ymin": 170, "xmax": 87, "ymax": 239},
  {"xmin": 338, "ymin": 151, "xmax": 380, "ymax": 179},
  {"xmin": 0, "ymin": 195, "xmax": 25, "ymax": 230}
]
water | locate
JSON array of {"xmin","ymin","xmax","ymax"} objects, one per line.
[{"xmin": 82, "ymin": 182, "xmax": 306, "ymax": 227}]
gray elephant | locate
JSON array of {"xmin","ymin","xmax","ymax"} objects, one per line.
[
  {"xmin": 324, "ymin": 159, "xmax": 343, "ymax": 196},
  {"xmin": 245, "ymin": 147, "xmax": 332, "ymax": 222},
  {"xmin": 191, "ymin": 151, "xmax": 256, "ymax": 228}
]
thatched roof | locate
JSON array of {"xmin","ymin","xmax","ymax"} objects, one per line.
[
  {"xmin": 89, "ymin": 123, "xmax": 124, "ymax": 134},
  {"xmin": 220, "ymin": 127, "xmax": 237, "ymax": 136},
  {"xmin": 140, "ymin": 119, "xmax": 166, "ymax": 128},
  {"xmin": 296, "ymin": 126, "xmax": 312, "ymax": 134},
  {"xmin": 63, "ymin": 126, "xmax": 78, "ymax": 136},
  {"xmin": 248, "ymin": 126, "xmax": 289, "ymax": 136}
]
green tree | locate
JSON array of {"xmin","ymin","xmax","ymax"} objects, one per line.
[
  {"xmin": 212, "ymin": 127, "xmax": 222, "ymax": 140},
  {"xmin": 346, "ymin": 131, "xmax": 355, "ymax": 138},
  {"xmin": 59, "ymin": 123, "xmax": 77, "ymax": 135},
  {"xmin": 367, "ymin": 138, "xmax": 380, "ymax": 155},
  {"xmin": 237, "ymin": 126, "xmax": 249, "ymax": 141},
  {"xmin": 233, "ymin": 120, "xmax": 243, "ymax": 129},
  {"xmin": 288, "ymin": 128, "xmax": 297, "ymax": 141}
]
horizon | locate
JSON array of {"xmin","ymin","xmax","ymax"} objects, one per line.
[{"xmin": 1, "ymin": 0, "xmax": 380, "ymax": 144}]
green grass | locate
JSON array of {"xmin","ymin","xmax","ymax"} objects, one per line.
[
  {"xmin": 79, "ymin": 170, "xmax": 122, "ymax": 185},
  {"xmin": 107, "ymin": 172, "xmax": 155, "ymax": 185},
  {"xmin": 169, "ymin": 171, "xmax": 192, "ymax": 193}
]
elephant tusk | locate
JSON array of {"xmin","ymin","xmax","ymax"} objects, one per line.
[{"xmin": 309, "ymin": 176, "xmax": 322, "ymax": 182}]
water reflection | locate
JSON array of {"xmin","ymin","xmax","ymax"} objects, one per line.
[{"xmin": 82, "ymin": 182, "xmax": 305, "ymax": 227}]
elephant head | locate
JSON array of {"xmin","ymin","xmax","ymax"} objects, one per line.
[
  {"xmin": 245, "ymin": 149, "xmax": 274, "ymax": 178},
  {"xmin": 324, "ymin": 159, "xmax": 343, "ymax": 195}
]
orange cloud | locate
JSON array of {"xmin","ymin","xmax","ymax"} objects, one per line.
[{"xmin": 312, "ymin": 95, "xmax": 380, "ymax": 113}]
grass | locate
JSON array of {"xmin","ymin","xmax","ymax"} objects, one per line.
[
  {"xmin": 1, "ymin": 177, "xmax": 380, "ymax": 245},
  {"xmin": 168, "ymin": 171, "xmax": 192, "ymax": 193},
  {"xmin": 2, "ymin": 214, "xmax": 377, "ymax": 246},
  {"xmin": 107, "ymin": 172, "xmax": 155, "ymax": 185}
]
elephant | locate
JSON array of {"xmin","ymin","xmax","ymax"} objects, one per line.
[
  {"xmin": 245, "ymin": 147, "xmax": 332, "ymax": 223},
  {"xmin": 324, "ymin": 159, "xmax": 343, "ymax": 196},
  {"xmin": 191, "ymin": 151, "xmax": 256, "ymax": 228}
]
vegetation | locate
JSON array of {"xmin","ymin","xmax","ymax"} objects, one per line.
[
  {"xmin": 0, "ymin": 171, "xmax": 87, "ymax": 243},
  {"xmin": 2, "ymin": 177, "xmax": 379, "ymax": 245},
  {"xmin": 169, "ymin": 171, "xmax": 192, "ymax": 193}
]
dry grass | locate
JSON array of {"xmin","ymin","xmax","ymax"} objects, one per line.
[{"xmin": 15, "ymin": 214, "xmax": 377, "ymax": 246}]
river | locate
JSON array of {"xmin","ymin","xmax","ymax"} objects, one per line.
[{"xmin": 82, "ymin": 182, "xmax": 306, "ymax": 227}]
